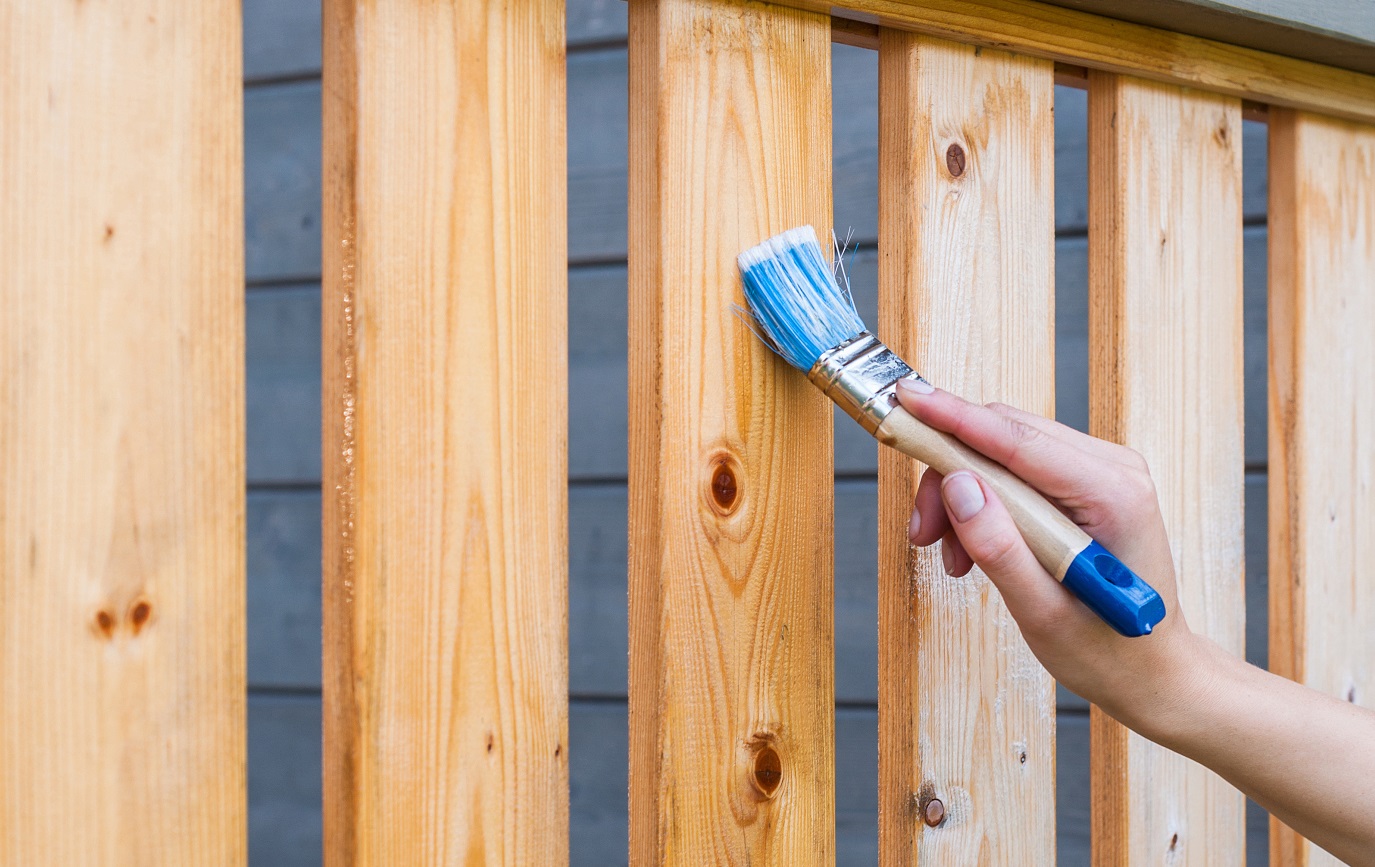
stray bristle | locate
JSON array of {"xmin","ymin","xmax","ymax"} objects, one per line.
[{"xmin": 736, "ymin": 225, "xmax": 867, "ymax": 370}]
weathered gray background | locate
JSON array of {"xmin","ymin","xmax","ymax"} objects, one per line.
[{"xmin": 242, "ymin": 0, "xmax": 1275, "ymax": 861}]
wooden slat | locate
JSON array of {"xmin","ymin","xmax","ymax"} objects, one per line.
[
  {"xmin": 0, "ymin": 2, "xmax": 245, "ymax": 862},
  {"xmin": 627, "ymin": 0, "xmax": 835, "ymax": 862},
  {"xmin": 320, "ymin": 0, "xmax": 569, "ymax": 862},
  {"xmin": 1267, "ymin": 109, "xmax": 1375, "ymax": 867},
  {"xmin": 877, "ymin": 31, "xmax": 1057, "ymax": 865},
  {"xmin": 777, "ymin": 0, "xmax": 1375, "ymax": 124},
  {"xmin": 1087, "ymin": 71, "xmax": 1247, "ymax": 864}
]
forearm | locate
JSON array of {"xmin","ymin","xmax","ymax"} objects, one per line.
[{"xmin": 1136, "ymin": 636, "xmax": 1375, "ymax": 866}]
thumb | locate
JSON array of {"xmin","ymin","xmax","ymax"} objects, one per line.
[{"xmin": 940, "ymin": 471, "xmax": 1068, "ymax": 620}]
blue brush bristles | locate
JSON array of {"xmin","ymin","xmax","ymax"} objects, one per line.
[{"xmin": 737, "ymin": 226, "xmax": 867, "ymax": 371}]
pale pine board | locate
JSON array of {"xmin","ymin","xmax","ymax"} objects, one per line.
[
  {"xmin": 0, "ymin": 2, "xmax": 245, "ymax": 863},
  {"xmin": 244, "ymin": 0, "xmax": 625, "ymax": 80},
  {"xmin": 1267, "ymin": 109, "xmax": 1375, "ymax": 867},
  {"xmin": 1088, "ymin": 72, "xmax": 1248, "ymax": 864},
  {"xmin": 876, "ymin": 31, "xmax": 1057, "ymax": 865},
  {"xmin": 320, "ymin": 0, "xmax": 569, "ymax": 862},
  {"xmin": 627, "ymin": 0, "xmax": 836, "ymax": 862}
]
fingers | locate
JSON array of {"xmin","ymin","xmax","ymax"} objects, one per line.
[
  {"xmin": 942, "ymin": 530, "xmax": 973, "ymax": 577},
  {"xmin": 938, "ymin": 471, "xmax": 1070, "ymax": 619},
  {"xmin": 908, "ymin": 468, "xmax": 949, "ymax": 547},
  {"xmin": 908, "ymin": 468, "xmax": 971, "ymax": 576},
  {"xmin": 894, "ymin": 381, "xmax": 1111, "ymax": 500},
  {"xmin": 983, "ymin": 402, "xmax": 1137, "ymax": 467}
]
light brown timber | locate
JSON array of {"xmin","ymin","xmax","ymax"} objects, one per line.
[
  {"xmin": 1268, "ymin": 108, "xmax": 1375, "ymax": 867},
  {"xmin": 0, "ymin": 1, "xmax": 245, "ymax": 862},
  {"xmin": 1088, "ymin": 71, "xmax": 1247, "ymax": 865},
  {"xmin": 781, "ymin": 0, "xmax": 1375, "ymax": 124},
  {"xmin": 321, "ymin": 0, "xmax": 569, "ymax": 863},
  {"xmin": 877, "ymin": 30, "xmax": 1057, "ymax": 865},
  {"xmin": 628, "ymin": 0, "xmax": 835, "ymax": 862}
]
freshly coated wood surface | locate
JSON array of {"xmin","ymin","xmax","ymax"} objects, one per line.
[
  {"xmin": 0, "ymin": 1, "xmax": 245, "ymax": 862},
  {"xmin": 877, "ymin": 31, "xmax": 1057, "ymax": 865},
  {"xmin": 321, "ymin": 0, "xmax": 569, "ymax": 863},
  {"xmin": 627, "ymin": 0, "xmax": 835, "ymax": 862},
  {"xmin": 1267, "ymin": 109, "xmax": 1375, "ymax": 867},
  {"xmin": 1088, "ymin": 72, "xmax": 1247, "ymax": 865},
  {"xmin": 772, "ymin": 0, "xmax": 1375, "ymax": 124}
]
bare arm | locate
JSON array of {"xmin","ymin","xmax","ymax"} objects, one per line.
[{"xmin": 895, "ymin": 380, "xmax": 1375, "ymax": 866}]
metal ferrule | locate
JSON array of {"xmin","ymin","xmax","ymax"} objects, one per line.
[{"xmin": 807, "ymin": 332, "xmax": 928, "ymax": 435}]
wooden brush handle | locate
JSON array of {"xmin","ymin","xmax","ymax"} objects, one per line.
[
  {"xmin": 873, "ymin": 404, "xmax": 1166, "ymax": 637},
  {"xmin": 875, "ymin": 405, "xmax": 1087, "ymax": 580}
]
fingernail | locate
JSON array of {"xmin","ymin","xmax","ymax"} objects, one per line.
[
  {"xmin": 943, "ymin": 472, "xmax": 985, "ymax": 522},
  {"xmin": 907, "ymin": 508, "xmax": 921, "ymax": 544},
  {"xmin": 896, "ymin": 377, "xmax": 935, "ymax": 396},
  {"xmin": 941, "ymin": 541, "xmax": 956, "ymax": 575}
]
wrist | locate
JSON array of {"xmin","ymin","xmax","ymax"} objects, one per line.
[{"xmin": 1106, "ymin": 629, "xmax": 1227, "ymax": 746}]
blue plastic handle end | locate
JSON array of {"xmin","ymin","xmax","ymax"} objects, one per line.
[{"xmin": 1062, "ymin": 540, "xmax": 1167, "ymax": 638}]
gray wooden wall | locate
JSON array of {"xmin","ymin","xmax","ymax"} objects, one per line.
[{"xmin": 242, "ymin": 0, "xmax": 1275, "ymax": 862}]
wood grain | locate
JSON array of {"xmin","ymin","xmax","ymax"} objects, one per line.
[
  {"xmin": 0, "ymin": 2, "xmax": 245, "ymax": 862},
  {"xmin": 1088, "ymin": 71, "xmax": 1247, "ymax": 865},
  {"xmin": 627, "ymin": 0, "xmax": 835, "ymax": 862},
  {"xmin": 1267, "ymin": 108, "xmax": 1375, "ymax": 867},
  {"xmin": 772, "ymin": 0, "xmax": 1375, "ymax": 124},
  {"xmin": 877, "ymin": 30, "xmax": 1057, "ymax": 865},
  {"xmin": 321, "ymin": 0, "xmax": 569, "ymax": 863}
]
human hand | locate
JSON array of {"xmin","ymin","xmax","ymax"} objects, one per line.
[{"xmin": 894, "ymin": 380, "xmax": 1213, "ymax": 735}]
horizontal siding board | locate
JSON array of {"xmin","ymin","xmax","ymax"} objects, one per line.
[
  {"xmin": 247, "ymin": 285, "xmax": 321, "ymax": 484},
  {"xmin": 245, "ymin": 81, "xmax": 321, "ymax": 282},
  {"xmin": 247, "ymin": 491, "xmax": 321, "ymax": 688},
  {"xmin": 249, "ymin": 694, "xmax": 322, "ymax": 866},
  {"xmin": 566, "ymin": 0, "xmax": 631, "ymax": 46},
  {"xmin": 243, "ymin": 0, "xmax": 321, "ymax": 81}
]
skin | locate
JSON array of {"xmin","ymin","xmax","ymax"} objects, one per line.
[{"xmin": 894, "ymin": 379, "xmax": 1375, "ymax": 866}]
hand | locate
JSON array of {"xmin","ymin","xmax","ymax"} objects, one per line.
[
  {"xmin": 894, "ymin": 380, "xmax": 1212, "ymax": 736},
  {"xmin": 894, "ymin": 381, "xmax": 1375, "ymax": 863}
]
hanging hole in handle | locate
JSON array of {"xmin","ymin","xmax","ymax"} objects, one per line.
[{"xmin": 1094, "ymin": 553, "xmax": 1135, "ymax": 588}]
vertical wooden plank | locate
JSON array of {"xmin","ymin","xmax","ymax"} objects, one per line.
[
  {"xmin": 1088, "ymin": 72, "xmax": 1246, "ymax": 865},
  {"xmin": 877, "ymin": 31, "xmax": 1057, "ymax": 865},
  {"xmin": 627, "ymin": 0, "xmax": 834, "ymax": 863},
  {"xmin": 0, "ymin": 2, "xmax": 245, "ymax": 863},
  {"xmin": 1268, "ymin": 109, "xmax": 1375, "ymax": 867},
  {"xmin": 321, "ymin": 0, "xmax": 568, "ymax": 863}
]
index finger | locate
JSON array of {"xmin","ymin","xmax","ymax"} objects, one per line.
[{"xmin": 894, "ymin": 381, "xmax": 1109, "ymax": 501}]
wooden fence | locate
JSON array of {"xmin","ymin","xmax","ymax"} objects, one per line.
[{"xmin": 2, "ymin": 0, "xmax": 1372, "ymax": 864}]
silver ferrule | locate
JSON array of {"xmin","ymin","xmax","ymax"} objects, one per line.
[{"xmin": 807, "ymin": 333, "xmax": 928, "ymax": 435}]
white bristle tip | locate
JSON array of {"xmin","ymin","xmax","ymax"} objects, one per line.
[{"xmin": 737, "ymin": 225, "xmax": 821, "ymax": 269}]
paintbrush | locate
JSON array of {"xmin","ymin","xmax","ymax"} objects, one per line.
[{"xmin": 737, "ymin": 225, "xmax": 1165, "ymax": 637}]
